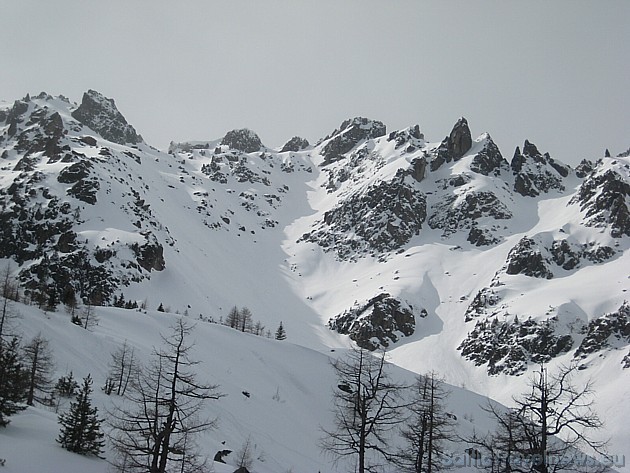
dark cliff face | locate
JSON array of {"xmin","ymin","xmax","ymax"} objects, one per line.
[
  {"xmin": 328, "ymin": 293, "xmax": 419, "ymax": 350},
  {"xmin": 320, "ymin": 117, "xmax": 386, "ymax": 165},
  {"xmin": 511, "ymin": 140, "xmax": 570, "ymax": 197},
  {"xmin": 221, "ymin": 129, "xmax": 264, "ymax": 153},
  {"xmin": 469, "ymin": 135, "xmax": 508, "ymax": 176},
  {"xmin": 430, "ymin": 117, "xmax": 472, "ymax": 171},
  {"xmin": 458, "ymin": 316, "xmax": 573, "ymax": 375},
  {"xmin": 300, "ymin": 172, "xmax": 427, "ymax": 261},
  {"xmin": 71, "ymin": 90, "xmax": 141, "ymax": 145},
  {"xmin": 570, "ymin": 161, "xmax": 630, "ymax": 238},
  {"xmin": 575, "ymin": 302, "xmax": 630, "ymax": 360},
  {"xmin": 447, "ymin": 117, "xmax": 472, "ymax": 160},
  {"xmin": 280, "ymin": 136, "xmax": 310, "ymax": 152}
]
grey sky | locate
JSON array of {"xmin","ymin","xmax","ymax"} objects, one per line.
[{"xmin": 1, "ymin": 0, "xmax": 628, "ymax": 164}]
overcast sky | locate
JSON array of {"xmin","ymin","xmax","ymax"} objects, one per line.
[{"xmin": 1, "ymin": 1, "xmax": 628, "ymax": 164}]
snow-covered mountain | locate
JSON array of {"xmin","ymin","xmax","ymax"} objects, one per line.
[{"xmin": 0, "ymin": 91, "xmax": 628, "ymax": 471}]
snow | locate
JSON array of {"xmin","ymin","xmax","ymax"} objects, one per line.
[{"xmin": 0, "ymin": 302, "xmax": 497, "ymax": 473}]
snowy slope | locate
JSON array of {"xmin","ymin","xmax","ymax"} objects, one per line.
[{"xmin": 0, "ymin": 302, "xmax": 503, "ymax": 473}]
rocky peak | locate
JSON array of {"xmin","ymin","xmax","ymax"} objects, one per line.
[
  {"xmin": 387, "ymin": 125, "xmax": 425, "ymax": 152},
  {"xmin": 221, "ymin": 128, "xmax": 263, "ymax": 153},
  {"xmin": 511, "ymin": 140, "xmax": 570, "ymax": 197},
  {"xmin": 430, "ymin": 117, "xmax": 473, "ymax": 171},
  {"xmin": 280, "ymin": 136, "xmax": 310, "ymax": 152},
  {"xmin": 320, "ymin": 117, "xmax": 386, "ymax": 165},
  {"xmin": 522, "ymin": 139, "xmax": 540, "ymax": 158},
  {"xmin": 575, "ymin": 159, "xmax": 595, "ymax": 178},
  {"xmin": 71, "ymin": 90, "xmax": 141, "ymax": 145},
  {"xmin": 447, "ymin": 117, "xmax": 472, "ymax": 159},
  {"xmin": 4, "ymin": 99, "xmax": 31, "ymax": 136},
  {"xmin": 470, "ymin": 134, "xmax": 508, "ymax": 176}
]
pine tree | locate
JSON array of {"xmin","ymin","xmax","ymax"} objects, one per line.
[
  {"xmin": 275, "ymin": 321, "xmax": 286, "ymax": 340},
  {"xmin": 0, "ymin": 337, "xmax": 28, "ymax": 427},
  {"xmin": 0, "ymin": 264, "xmax": 20, "ymax": 342},
  {"xmin": 157, "ymin": 303, "xmax": 165, "ymax": 312},
  {"xmin": 57, "ymin": 374, "xmax": 105, "ymax": 456},
  {"xmin": 55, "ymin": 371, "xmax": 79, "ymax": 398}
]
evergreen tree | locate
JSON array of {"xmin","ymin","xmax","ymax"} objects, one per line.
[
  {"xmin": 55, "ymin": 371, "xmax": 79, "ymax": 397},
  {"xmin": 57, "ymin": 374, "xmax": 105, "ymax": 457},
  {"xmin": 275, "ymin": 321, "xmax": 286, "ymax": 340},
  {"xmin": 0, "ymin": 338, "xmax": 28, "ymax": 427},
  {"xmin": 0, "ymin": 264, "xmax": 20, "ymax": 342},
  {"xmin": 157, "ymin": 303, "xmax": 165, "ymax": 312}
]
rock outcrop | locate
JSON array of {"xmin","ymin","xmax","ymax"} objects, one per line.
[
  {"xmin": 320, "ymin": 117, "xmax": 386, "ymax": 165},
  {"xmin": 328, "ymin": 293, "xmax": 419, "ymax": 350},
  {"xmin": 280, "ymin": 136, "xmax": 310, "ymax": 152},
  {"xmin": 221, "ymin": 129, "xmax": 264, "ymax": 153},
  {"xmin": 511, "ymin": 140, "xmax": 569, "ymax": 197},
  {"xmin": 458, "ymin": 316, "xmax": 573, "ymax": 375},
  {"xmin": 71, "ymin": 90, "xmax": 141, "ymax": 145},
  {"xmin": 570, "ymin": 159, "xmax": 630, "ymax": 237},
  {"xmin": 575, "ymin": 302, "xmax": 630, "ymax": 359}
]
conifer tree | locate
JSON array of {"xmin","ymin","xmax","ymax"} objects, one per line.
[
  {"xmin": 0, "ymin": 264, "xmax": 20, "ymax": 342},
  {"xmin": 275, "ymin": 321, "xmax": 286, "ymax": 340},
  {"xmin": 320, "ymin": 347, "xmax": 406, "ymax": 473},
  {"xmin": 109, "ymin": 319, "xmax": 223, "ymax": 472},
  {"xmin": 55, "ymin": 371, "xmax": 79, "ymax": 398},
  {"xmin": 240, "ymin": 307, "xmax": 253, "ymax": 333},
  {"xmin": 57, "ymin": 374, "xmax": 105, "ymax": 457},
  {"xmin": 104, "ymin": 340, "xmax": 137, "ymax": 396},
  {"xmin": 395, "ymin": 372, "xmax": 456, "ymax": 472},
  {"xmin": 226, "ymin": 306, "xmax": 241, "ymax": 329},
  {"xmin": 0, "ymin": 337, "xmax": 28, "ymax": 427}
]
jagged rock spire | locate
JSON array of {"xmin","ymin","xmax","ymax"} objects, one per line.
[
  {"xmin": 447, "ymin": 117, "xmax": 472, "ymax": 160},
  {"xmin": 71, "ymin": 90, "xmax": 141, "ymax": 145}
]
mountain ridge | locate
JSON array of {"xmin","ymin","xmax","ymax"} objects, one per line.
[{"xmin": 1, "ymin": 90, "xmax": 628, "ymax": 470}]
